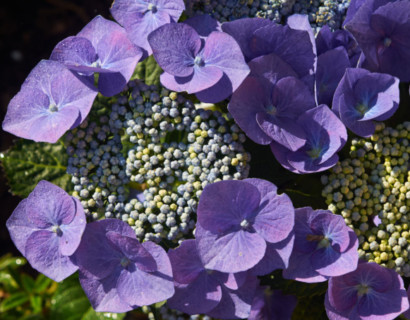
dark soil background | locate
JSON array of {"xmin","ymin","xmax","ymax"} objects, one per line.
[{"xmin": 0, "ymin": 0, "xmax": 112, "ymax": 263}]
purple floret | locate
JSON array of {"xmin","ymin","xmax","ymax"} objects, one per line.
[
  {"xmin": 283, "ymin": 207, "xmax": 359, "ymax": 283},
  {"xmin": 345, "ymin": 0, "xmax": 410, "ymax": 81},
  {"xmin": 271, "ymin": 105, "xmax": 347, "ymax": 174},
  {"xmin": 325, "ymin": 261, "xmax": 409, "ymax": 320},
  {"xmin": 167, "ymin": 239, "xmax": 257, "ymax": 319},
  {"xmin": 2, "ymin": 60, "xmax": 97, "ymax": 143},
  {"xmin": 149, "ymin": 22, "xmax": 249, "ymax": 103},
  {"xmin": 51, "ymin": 15, "xmax": 143, "ymax": 97},
  {"xmin": 110, "ymin": 0, "xmax": 185, "ymax": 55},
  {"xmin": 249, "ymin": 287, "xmax": 297, "ymax": 320},
  {"xmin": 74, "ymin": 219, "xmax": 174, "ymax": 312},
  {"xmin": 332, "ymin": 68, "xmax": 399, "ymax": 137},
  {"xmin": 6, "ymin": 181, "xmax": 86, "ymax": 282},
  {"xmin": 195, "ymin": 179, "xmax": 294, "ymax": 273}
]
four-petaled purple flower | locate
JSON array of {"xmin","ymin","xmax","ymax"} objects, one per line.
[
  {"xmin": 332, "ymin": 67, "xmax": 399, "ymax": 137},
  {"xmin": 345, "ymin": 0, "xmax": 410, "ymax": 81},
  {"xmin": 325, "ymin": 261, "xmax": 409, "ymax": 319},
  {"xmin": 195, "ymin": 178, "xmax": 295, "ymax": 273},
  {"xmin": 74, "ymin": 219, "xmax": 174, "ymax": 312},
  {"xmin": 111, "ymin": 0, "xmax": 185, "ymax": 55},
  {"xmin": 2, "ymin": 60, "xmax": 97, "ymax": 143},
  {"xmin": 167, "ymin": 239, "xmax": 257, "ymax": 319},
  {"xmin": 51, "ymin": 15, "xmax": 143, "ymax": 97},
  {"xmin": 283, "ymin": 207, "xmax": 359, "ymax": 283},
  {"xmin": 148, "ymin": 22, "xmax": 250, "ymax": 103},
  {"xmin": 6, "ymin": 180, "xmax": 86, "ymax": 282}
]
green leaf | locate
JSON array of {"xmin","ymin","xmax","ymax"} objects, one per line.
[
  {"xmin": 0, "ymin": 139, "xmax": 72, "ymax": 197},
  {"xmin": 29, "ymin": 295, "xmax": 42, "ymax": 314},
  {"xmin": 0, "ymin": 254, "xmax": 26, "ymax": 269},
  {"xmin": 21, "ymin": 274, "xmax": 35, "ymax": 292},
  {"xmin": 131, "ymin": 55, "xmax": 163, "ymax": 86},
  {"xmin": 0, "ymin": 271, "xmax": 18, "ymax": 290},
  {"xmin": 34, "ymin": 274, "xmax": 53, "ymax": 293},
  {"xmin": 0, "ymin": 292, "xmax": 30, "ymax": 312}
]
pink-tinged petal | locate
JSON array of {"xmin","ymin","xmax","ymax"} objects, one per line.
[
  {"xmin": 168, "ymin": 239, "xmax": 204, "ymax": 284},
  {"xmin": 253, "ymin": 192, "xmax": 294, "ymax": 243},
  {"xmin": 26, "ymin": 180, "xmax": 76, "ymax": 228},
  {"xmin": 269, "ymin": 141, "xmax": 301, "ymax": 174},
  {"xmin": 194, "ymin": 73, "xmax": 233, "ymax": 103},
  {"xmin": 327, "ymin": 276, "xmax": 359, "ymax": 312},
  {"xmin": 244, "ymin": 178, "xmax": 278, "ymax": 196},
  {"xmin": 6, "ymin": 199, "xmax": 38, "ymax": 255},
  {"xmin": 167, "ymin": 273, "xmax": 222, "ymax": 315},
  {"xmin": 228, "ymin": 76, "xmax": 272, "ymax": 145},
  {"xmin": 202, "ymin": 31, "xmax": 250, "ymax": 93},
  {"xmin": 106, "ymin": 231, "xmax": 157, "ymax": 273},
  {"xmin": 156, "ymin": 0, "xmax": 185, "ymax": 21},
  {"xmin": 148, "ymin": 23, "xmax": 200, "ymax": 77},
  {"xmin": 196, "ymin": 225, "xmax": 266, "ymax": 273},
  {"xmin": 207, "ymin": 274, "xmax": 258, "ymax": 319},
  {"xmin": 174, "ymin": 65, "xmax": 223, "ymax": 94},
  {"xmin": 58, "ymin": 197, "xmax": 86, "ymax": 256},
  {"xmin": 79, "ymin": 267, "xmax": 132, "ymax": 313},
  {"xmin": 248, "ymin": 52, "xmax": 298, "ymax": 83},
  {"xmin": 197, "ymin": 180, "xmax": 261, "ymax": 233},
  {"xmin": 50, "ymin": 36, "xmax": 97, "ymax": 68},
  {"xmin": 184, "ymin": 14, "xmax": 221, "ymax": 37},
  {"xmin": 25, "ymin": 230, "xmax": 78, "ymax": 282},
  {"xmin": 117, "ymin": 241, "xmax": 174, "ymax": 307},
  {"xmin": 212, "ymin": 272, "xmax": 247, "ymax": 291},
  {"xmin": 251, "ymin": 231, "xmax": 295, "ymax": 276}
]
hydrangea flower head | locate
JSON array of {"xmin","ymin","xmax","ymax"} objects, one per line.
[
  {"xmin": 148, "ymin": 22, "xmax": 250, "ymax": 103},
  {"xmin": 332, "ymin": 68, "xmax": 399, "ymax": 137},
  {"xmin": 229, "ymin": 75, "xmax": 315, "ymax": 149},
  {"xmin": 167, "ymin": 239, "xmax": 257, "ymax": 318},
  {"xmin": 110, "ymin": 0, "xmax": 185, "ymax": 55},
  {"xmin": 325, "ymin": 261, "xmax": 409, "ymax": 319},
  {"xmin": 2, "ymin": 60, "xmax": 97, "ymax": 143},
  {"xmin": 6, "ymin": 180, "xmax": 86, "ymax": 282},
  {"xmin": 345, "ymin": 0, "xmax": 410, "ymax": 81},
  {"xmin": 51, "ymin": 15, "xmax": 143, "ymax": 97},
  {"xmin": 195, "ymin": 178, "xmax": 294, "ymax": 273},
  {"xmin": 271, "ymin": 105, "xmax": 347, "ymax": 174},
  {"xmin": 249, "ymin": 287, "xmax": 297, "ymax": 320},
  {"xmin": 74, "ymin": 219, "xmax": 174, "ymax": 312},
  {"xmin": 283, "ymin": 207, "xmax": 359, "ymax": 282}
]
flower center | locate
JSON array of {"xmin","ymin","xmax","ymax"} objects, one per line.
[
  {"xmin": 266, "ymin": 105, "xmax": 277, "ymax": 115},
  {"xmin": 306, "ymin": 234, "xmax": 330, "ymax": 248},
  {"xmin": 383, "ymin": 37, "xmax": 392, "ymax": 48},
  {"xmin": 307, "ymin": 147, "xmax": 322, "ymax": 159},
  {"xmin": 357, "ymin": 283, "xmax": 371, "ymax": 296},
  {"xmin": 120, "ymin": 257, "xmax": 130, "ymax": 267},
  {"xmin": 356, "ymin": 103, "xmax": 368, "ymax": 115},
  {"xmin": 194, "ymin": 56, "xmax": 205, "ymax": 67},
  {"xmin": 147, "ymin": 3, "xmax": 158, "ymax": 13},
  {"xmin": 206, "ymin": 269, "xmax": 214, "ymax": 275},
  {"xmin": 51, "ymin": 225, "xmax": 63, "ymax": 236},
  {"xmin": 49, "ymin": 104, "xmax": 58, "ymax": 113},
  {"xmin": 240, "ymin": 219, "xmax": 250, "ymax": 229}
]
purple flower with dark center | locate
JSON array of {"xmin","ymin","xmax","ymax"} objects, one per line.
[
  {"xmin": 74, "ymin": 219, "xmax": 174, "ymax": 312},
  {"xmin": 110, "ymin": 0, "xmax": 185, "ymax": 55},
  {"xmin": 195, "ymin": 178, "xmax": 294, "ymax": 273},
  {"xmin": 316, "ymin": 25, "xmax": 362, "ymax": 67},
  {"xmin": 6, "ymin": 180, "xmax": 86, "ymax": 282},
  {"xmin": 332, "ymin": 68, "xmax": 399, "ymax": 137},
  {"xmin": 167, "ymin": 239, "xmax": 257, "ymax": 319},
  {"xmin": 50, "ymin": 15, "xmax": 143, "ymax": 97},
  {"xmin": 2, "ymin": 60, "xmax": 97, "ymax": 143},
  {"xmin": 325, "ymin": 261, "xmax": 409, "ymax": 320},
  {"xmin": 283, "ymin": 207, "xmax": 358, "ymax": 283},
  {"xmin": 249, "ymin": 287, "xmax": 297, "ymax": 320},
  {"xmin": 345, "ymin": 0, "xmax": 410, "ymax": 81},
  {"xmin": 148, "ymin": 23, "xmax": 250, "ymax": 103},
  {"xmin": 270, "ymin": 105, "xmax": 347, "ymax": 174},
  {"xmin": 228, "ymin": 75, "xmax": 315, "ymax": 150}
]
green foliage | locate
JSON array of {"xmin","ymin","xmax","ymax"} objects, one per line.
[
  {"xmin": 49, "ymin": 274, "xmax": 125, "ymax": 320},
  {"xmin": 131, "ymin": 55, "xmax": 163, "ymax": 85},
  {"xmin": 0, "ymin": 140, "xmax": 71, "ymax": 198},
  {"xmin": 291, "ymin": 294, "xmax": 328, "ymax": 320}
]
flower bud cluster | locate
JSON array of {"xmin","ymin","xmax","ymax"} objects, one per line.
[
  {"xmin": 322, "ymin": 122, "xmax": 410, "ymax": 276},
  {"xmin": 186, "ymin": 0, "xmax": 349, "ymax": 31},
  {"xmin": 143, "ymin": 305, "xmax": 212, "ymax": 320},
  {"xmin": 66, "ymin": 80, "xmax": 250, "ymax": 243}
]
